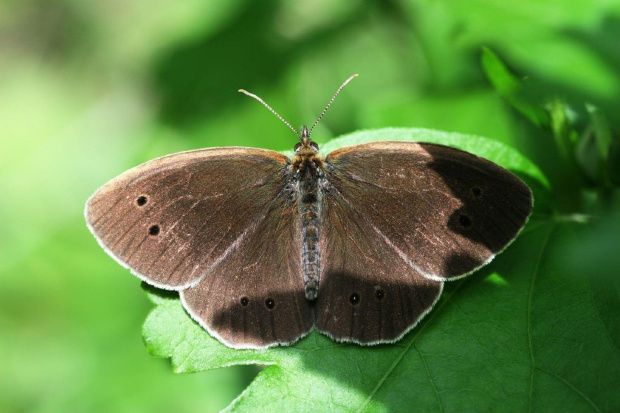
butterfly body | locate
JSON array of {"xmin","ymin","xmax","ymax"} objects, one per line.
[{"xmin": 292, "ymin": 125, "xmax": 326, "ymax": 300}]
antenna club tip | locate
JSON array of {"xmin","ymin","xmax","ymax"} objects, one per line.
[
  {"xmin": 238, "ymin": 89, "xmax": 246, "ymax": 93},
  {"xmin": 353, "ymin": 73, "xmax": 359, "ymax": 77}
]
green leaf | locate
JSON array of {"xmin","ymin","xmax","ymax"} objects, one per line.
[
  {"xmin": 142, "ymin": 129, "xmax": 618, "ymax": 411},
  {"xmin": 577, "ymin": 104, "xmax": 619, "ymax": 187},
  {"xmin": 608, "ymin": 140, "xmax": 620, "ymax": 186},
  {"xmin": 481, "ymin": 47, "xmax": 550, "ymax": 127},
  {"xmin": 320, "ymin": 128, "xmax": 547, "ymax": 189},
  {"xmin": 549, "ymin": 99, "xmax": 579, "ymax": 164},
  {"xmin": 585, "ymin": 104, "xmax": 612, "ymax": 161}
]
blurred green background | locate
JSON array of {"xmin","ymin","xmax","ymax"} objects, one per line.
[{"xmin": 1, "ymin": 1, "xmax": 619, "ymax": 412}]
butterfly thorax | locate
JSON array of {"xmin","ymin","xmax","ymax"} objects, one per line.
[{"xmin": 291, "ymin": 126, "xmax": 324, "ymax": 301}]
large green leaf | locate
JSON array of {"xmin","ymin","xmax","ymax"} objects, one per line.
[{"xmin": 142, "ymin": 129, "xmax": 617, "ymax": 411}]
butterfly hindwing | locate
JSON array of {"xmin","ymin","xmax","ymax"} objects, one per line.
[
  {"xmin": 315, "ymin": 186, "xmax": 443, "ymax": 344},
  {"xmin": 181, "ymin": 188, "xmax": 313, "ymax": 349}
]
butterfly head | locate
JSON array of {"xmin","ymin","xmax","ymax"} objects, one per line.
[
  {"xmin": 294, "ymin": 125, "xmax": 319, "ymax": 154},
  {"xmin": 291, "ymin": 125, "xmax": 323, "ymax": 173}
]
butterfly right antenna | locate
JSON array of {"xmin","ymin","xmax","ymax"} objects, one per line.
[{"xmin": 310, "ymin": 74, "xmax": 358, "ymax": 136}]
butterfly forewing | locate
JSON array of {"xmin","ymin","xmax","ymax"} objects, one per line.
[
  {"xmin": 324, "ymin": 141, "xmax": 533, "ymax": 281},
  {"xmin": 181, "ymin": 189, "xmax": 313, "ymax": 349},
  {"xmin": 85, "ymin": 148, "xmax": 290, "ymax": 289},
  {"xmin": 315, "ymin": 188, "xmax": 443, "ymax": 344}
]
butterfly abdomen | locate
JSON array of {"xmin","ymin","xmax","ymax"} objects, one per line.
[{"xmin": 299, "ymin": 166, "xmax": 322, "ymax": 301}]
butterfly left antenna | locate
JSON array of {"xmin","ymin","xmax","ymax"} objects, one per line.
[{"xmin": 238, "ymin": 88, "xmax": 300, "ymax": 138}]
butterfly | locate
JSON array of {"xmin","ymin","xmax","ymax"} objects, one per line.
[{"xmin": 85, "ymin": 75, "xmax": 532, "ymax": 349}]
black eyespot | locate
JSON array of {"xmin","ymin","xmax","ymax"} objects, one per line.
[
  {"xmin": 349, "ymin": 292, "xmax": 360, "ymax": 306},
  {"xmin": 375, "ymin": 288, "xmax": 385, "ymax": 300},
  {"xmin": 137, "ymin": 196, "xmax": 148, "ymax": 206},
  {"xmin": 265, "ymin": 298, "xmax": 275, "ymax": 309},
  {"xmin": 471, "ymin": 187, "xmax": 483, "ymax": 198},
  {"xmin": 148, "ymin": 225, "xmax": 160, "ymax": 236},
  {"xmin": 459, "ymin": 214, "xmax": 472, "ymax": 228},
  {"xmin": 294, "ymin": 142, "xmax": 302, "ymax": 152},
  {"xmin": 310, "ymin": 142, "xmax": 319, "ymax": 151},
  {"xmin": 240, "ymin": 297, "xmax": 249, "ymax": 306}
]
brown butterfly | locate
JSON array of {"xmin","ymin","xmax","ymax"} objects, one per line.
[{"xmin": 85, "ymin": 75, "xmax": 532, "ymax": 349}]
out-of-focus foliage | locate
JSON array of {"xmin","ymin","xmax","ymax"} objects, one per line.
[{"xmin": 1, "ymin": 0, "xmax": 619, "ymax": 412}]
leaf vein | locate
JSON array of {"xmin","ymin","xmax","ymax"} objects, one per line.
[
  {"xmin": 414, "ymin": 342, "xmax": 444, "ymax": 412},
  {"xmin": 527, "ymin": 225, "xmax": 554, "ymax": 412},
  {"xmin": 535, "ymin": 366, "xmax": 602, "ymax": 413},
  {"xmin": 356, "ymin": 280, "xmax": 466, "ymax": 412},
  {"xmin": 586, "ymin": 276, "xmax": 619, "ymax": 354}
]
